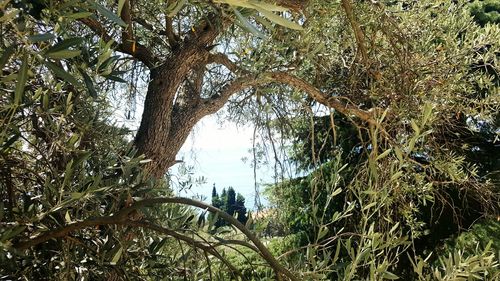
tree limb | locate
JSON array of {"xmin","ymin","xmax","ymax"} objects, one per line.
[
  {"xmin": 127, "ymin": 197, "xmax": 299, "ymax": 281},
  {"xmin": 125, "ymin": 220, "xmax": 242, "ymax": 278},
  {"xmin": 14, "ymin": 197, "xmax": 299, "ymax": 281},
  {"xmin": 79, "ymin": 18, "xmax": 156, "ymax": 68},
  {"xmin": 265, "ymin": 72, "xmax": 376, "ymax": 124},
  {"xmin": 202, "ymin": 53, "xmax": 375, "ymax": 124},
  {"xmin": 199, "ymin": 71, "xmax": 376, "ymax": 125},
  {"xmin": 165, "ymin": 16, "xmax": 179, "ymax": 48},
  {"xmin": 341, "ymin": 0, "xmax": 369, "ymax": 66},
  {"xmin": 208, "ymin": 53, "xmax": 249, "ymax": 75}
]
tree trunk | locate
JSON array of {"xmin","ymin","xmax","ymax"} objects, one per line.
[{"xmin": 134, "ymin": 19, "xmax": 221, "ymax": 178}]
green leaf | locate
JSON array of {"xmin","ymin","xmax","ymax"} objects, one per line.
[
  {"xmin": 62, "ymin": 159, "xmax": 74, "ymax": 190},
  {"xmin": 331, "ymin": 187, "xmax": 342, "ymax": 198},
  {"xmin": 382, "ymin": 271, "xmax": 399, "ymax": 280},
  {"xmin": 376, "ymin": 148, "xmax": 392, "ymax": 161},
  {"xmin": 389, "ymin": 222, "xmax": 400, "ymax": 234},
  {"xmin": 233, "ymin": 7, "xmax": 267, "ymax": 39},
  {"xmin": 102, "ymin": 74, "xmax": 127, "ymax": 83},
  {"xmin": 248, "ymin": 0, "xmax": 288, "ymax": 12},
  {"xmin": 65, "ymin": 12, "xmax": 94, "ymax": 19},
  {"xmin": 117, "ymin": 0, "xmax": 126, "ymax": 15},
  {"xmin": 2, "ymin": 225, "xmax": 26, "ymax": 241},
  {"xmin": 65, "ymin": 211, "xmax": 72, "ymax": 223},
  {"xmin": 167, "ymin": 0, "xmax": 188, "ymax": 17},
  {"xmin": 90, "ymin": 1, "xmax": 127, "ymax": 27},
  {"xmin": 254, "ymin": 7, "xmax": 303, "ymax": 30},
  {"xmin": 333, "ymin": 239, "xmax": 341, "ymax": 263},
  {"xmin": 97, "ymin": 55, "xmax": 119, "ymax": 73},
  {"xmin": 215, "ymin": 0, "xmax": 254, "ymax": 9},
  {"xmin": 0, "ymin": 45, "xmax": 16, "ymax": 70},
  {"xmin": 411, "ymin": 119, "xmax": 420, "ymax": 135},
  {"xmin": 390, "ymin": 171, "xmax": 403, "ymax": 181},
  {"xmin": 45, "ymin": 37, "xmax": 84, "ymax": 55},
  {"xmin": 253, "ymin": 14, "xmax": 274, "ymax": 31},
  {"xmin": 394, "ymin": 147, "xmax": 403, "ymax": 163},
  {"xmin": 317, "ymin": 225, "xmax": 328, "ymax": 240},
  {"xmin": 14, "ymin": 54, "xmax": 29, "ymax": 105},
  {"xmin": 81, "ymin": 70, "xmax": 98, "ymax": 98},
  {"xmin": 421, "ymin": 102, "xmax": 433, "ymax": 126},
  {"xmin": 2, "ymin": 133, "xmax": 21, "ymax": 149},
  {"xmin": 44, "ymin": 61, "xmax": 80, "ymax": 86},
  {"xmin": 408, "ymin": 137, "xmax": 416, "ymax": 152},
  {"xmin": 362, "ymin": 201, "xmax": 377, "ymax": 211},
  {"xmin": 0, "ymin": 9, "xmax": 19, "ymax": 23},
  {"xmin": 70, "ymin": 192, "xmax": 84, "ymax": 200},
  {"xmin": 46, "ymin": 50, "xmax": 82, "ymax": 59},
  {"xmin": 110, "ymin": 245, "xmax": 123, "ymax": 265},
  {"xmin": 28, "ymin": 33, "xmax": 55, "ymax": 42}
]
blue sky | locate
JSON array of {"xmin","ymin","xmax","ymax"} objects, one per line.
[{"xmin": 174, "ymin": 116, "xmax": 273, "ymax": 209}]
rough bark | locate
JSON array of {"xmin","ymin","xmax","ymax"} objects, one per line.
[{"xmin": 134, "ymin": 18, "xmax": 222, "ymax": 177}]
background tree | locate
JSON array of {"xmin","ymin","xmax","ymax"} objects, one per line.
[{"xmin": 210, "ymin": 186, "xmax": 248, "ymax": 227}]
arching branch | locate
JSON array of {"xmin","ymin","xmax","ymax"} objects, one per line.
[
  {"xmin": 341, "ymin": 0, "xmax": 369, "ymax": 66},
  {"xmin": 13, "ymin": 197, "xmax": 299, "ymax": 281},
  {"xmin": 125, "ymin": 220, "xmax": 242, "ymax": 279},
  {"xmin": 202, "ymin": 53, "xmax": 376, "ymax": 124},
  {"xmin": 80, "ymin": 17, "xmax": 157, "ymax": 68}
]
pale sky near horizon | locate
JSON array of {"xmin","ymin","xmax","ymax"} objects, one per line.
[{"xmin": 174, "ymin": 115, "xmax": 273, "ymax": 209}]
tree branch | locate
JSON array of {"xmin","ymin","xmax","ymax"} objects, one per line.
[
  {"xmin": 14, "ymin": 197, "xmax": 299, "ymax": 281},
  {"xmin": 341, "ymin": 0, "xmax": 369, "ymax": 66},
  {"xmin": 79, "ymin": 18, "xmax": 156, "ymax": 68},
  {"xmin": 208, "ymin": 53, "xmax": 249, "ymax": 75},
  {"xmin": 120, "ymin": 0, "xmax": 133, "ymax": 42},
  {"xmin": 14, "ymin": 215, "xmax": 126, "ymax": 250},
  {"xmin": 127, "ymin": 197, "xmax": 299, "ymax": 281},
  {"xmin": 125, "ymin": 220, "xmax": 242, "ymax": 278},
  {"xmin": 165, "ymin": 16, "xmax": 179, "ymax": 48},
  {"xmin": 199, "ymin": 70, "xmax": 376, "ymax": 125},
  {"xmin": 202, "ymin": 54, "xmax": 375, "ymax": 124},
  {"xmin": 265, "ymin": 72, "xmax": 376, "ymax": 124}
]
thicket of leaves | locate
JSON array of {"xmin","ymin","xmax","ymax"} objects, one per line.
[
  {"xmin": 1, "ymin": 0, "xmax": 499, "ymax": 280},
  {"xmin": 252, "ymin": 0, "xmax": 500, "ymax": 279},
  {"xmin": 0, "ymin": 1, "xmax": 248, "ymax": 280}
]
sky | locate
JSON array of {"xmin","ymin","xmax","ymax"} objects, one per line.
[{"xmin": 173, "ymin": 115, "xmax": 273, "ymax": 209}]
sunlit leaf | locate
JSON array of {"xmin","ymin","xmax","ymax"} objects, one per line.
[
  {"xmin": 46, "ymin": 50, "xmax": 82, "ymax": 59},
  {"xmin": 110, "ymin": 245, "xmax": 123, "ymax": 265},
  {"xmin": 90, "ymin": 1, "xmax": 127, "ymax": 27},
  {"xmin": 254, "ymin": 7, "xmax": 303, "ymax": 30},
  {"xmin": 248, "ymin": 0, "xmax": 288, "ymax": 12},
  {"xmin": 117, "ymin": 0, "xmax": 126, "ymax": 15},
  {"xmin": 14, "ymin": 54, "xmax": 28, "ymax": 105},
  {"xmin": 44, "ymin": 61, "xmax": 80, "ymax": 86},
  {"xmin": 233, "ymin": 7, "xmax": 267, "ymax": 39},
  {"xmin": 28, "ymin": 33, "xmax": 55, "ymax": 42}
]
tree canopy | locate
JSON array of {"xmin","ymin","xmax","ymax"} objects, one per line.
[{"xmin": 1, "ymin": 0, "xmax": 499, "ymax": 280}]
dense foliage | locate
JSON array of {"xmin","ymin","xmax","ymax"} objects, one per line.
[{"xmin": 0, "ymin": 0, "xmax": 499, "ymax": 280}]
